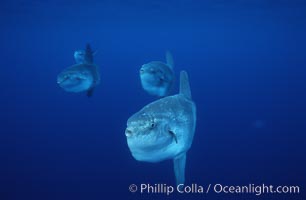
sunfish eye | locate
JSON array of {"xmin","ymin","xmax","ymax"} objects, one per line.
[
  {"xmin": 150, "ymin": 121, "xmax": 156, "ymax": 129},
  {"xmin": 63, "ymin": 75, "xmax": 69, "ymax": 80}
]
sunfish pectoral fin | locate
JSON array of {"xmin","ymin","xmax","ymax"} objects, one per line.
[
  {"xmin": 173, "ymin": 153, "xmax": 186, "ymax": 186},
  {"xmin": 168, "ymin": 130, "xmax": 178, "ymax": 144},
  {"xmin": 166, "ymin": 51, "xmax": 174, "ymax": 69},
  {"xmin": 87, "ymin": 87, "xmax": 95, "ymax": 97},
  {"xmin": 179, "ymin": 71, "xmax": 192, "ymax": 100}
]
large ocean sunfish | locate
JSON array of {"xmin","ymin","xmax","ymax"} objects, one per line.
[
  {"xmin": 126, "ymin": 71, "xmax": 196, "ymax": 185},
  {"xmin": 57, "ymin": 44, "xmax": 100, "ymax": 97},
  {"xmin": 140, "ymin": 51, "xmax": 174, "ymax": 97}
]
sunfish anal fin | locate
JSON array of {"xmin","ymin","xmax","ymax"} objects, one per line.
[
  {"xmin": 173, "ymin": 153, "xmax": 186, "ymax": 186},
  {"xmin": 87, "ymin": 87, "xmax": 95, "ymax": 97}
]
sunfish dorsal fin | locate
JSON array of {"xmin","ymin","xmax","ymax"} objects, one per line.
[
  {"xmin": 166, "ymin": 51, "xmax": 174, "ymax": 69},
  {"xmin": 179, "ymin": 71, "xmax": 192, "ymax": 100},
  {"xmin": 85, "ymin": 43, "xmax": 94, "ymax": 64}
]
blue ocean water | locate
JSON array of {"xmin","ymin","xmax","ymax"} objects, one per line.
[{"xmin": 1, "ymin": 0, "xmax": 305, "ymax": 199}]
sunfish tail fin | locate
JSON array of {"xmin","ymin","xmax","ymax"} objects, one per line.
[
  {"xmin": 173, "ymin": 153, "xmax": 186, "ymax": 186},
  {"xmin": 85, "ymin": 43, "xmax": 94, "ymax": 64},
  {"xmin": 179, "ymin": 71, "xmax": 192, "ymax": 100},
  {"xmin": 166, "ymin": 51, "xmax": 174, "ymax": 69},
  {"xmin": 87, "ymin": 87, "xmax": 95, "ymax": 97}
]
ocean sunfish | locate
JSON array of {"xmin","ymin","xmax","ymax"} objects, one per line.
[
  {"xmin": 74, "ymin": 45, "xmax": 95, "ymax": 64},
  {"xmin": 140, "ymin": 51, "xmax": 174, "ymax": 97},
  {"xmin": 126, "ymin": 71, "xmax": 196, "ymax": 185},
  {"xmin": 74, "ymin": 50, "xmax": 86, "ymax": 64},
  {"xmin": 57, "ymin": 44, "xmax": 100, "ymax": 97}
]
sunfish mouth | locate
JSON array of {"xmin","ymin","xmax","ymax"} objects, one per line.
[
  {"xmin": 57, "ymin": 77, "xmax": 69, "ymax": 84},
  {"xmin": 125, "ymin": 128, "xmax": 133, "ymax": 137}
]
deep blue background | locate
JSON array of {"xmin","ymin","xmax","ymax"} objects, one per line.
[{"xmin": 0, "ymin": 0, "xmax": 305, "ymax": 199}]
